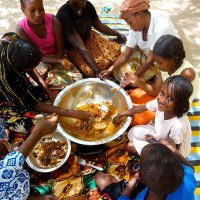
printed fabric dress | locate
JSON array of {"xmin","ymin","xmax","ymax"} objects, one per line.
[
  {"xmin": 0, "ymin": 151, "xmax": 30, "ymax": 200},
  {"xmin": 0, "ymin": 34, "xmax": 47, "ymax": 146}
]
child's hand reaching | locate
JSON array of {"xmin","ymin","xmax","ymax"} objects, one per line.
[
  {"xmin": 113, "ymin": 114, "xmax": 123, "ymax": 125},
  {"xmin": 18, "ymin": 114, "xmax": 59, "ymax": 158},
  {"xmin": 159, "ymin": 138, "xmax": 177, "ymax": 152},
  {"xmin": 128, "ymin": 172, "xmax": 140, "ymax": 188},
  {"xmin": 71, "ymin": 110, "xmax": 93, "ymax": 121},
  {"xmin": 32, "ymin": 114, "xmax": 59, "ymax": 137},
  {"xmin": 122, "ymin": 172, "xmax": 140, "ymax": 196}
]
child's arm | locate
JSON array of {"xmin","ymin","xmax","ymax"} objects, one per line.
[
  {"xmin": 36, "ymin": 102, "xmax": 92, "ymax": 121},
  {"xmin": 40, "ymin": 16, "xmax": 67, "ymax": 66},
  {"xmin": 113, "ymin": 105, "xmax": 147, "ymax": 125},
  {"xmin": 16, "ymin": 24, "xmax": 66, "ymax": 67},
  {"xmin": 121, "ymin": 72, "xmax": 163, "ymax": 96},
  {"xmin": 53, "ymin": 16, "xmax": 64, "ymax": 58},
  {"xmin": 159, "ymin": 138, "xmax": 193, "ymax": 168},
  {"xmin": 16, "ymin": 25, "xmax": 31, "ymax": 41},
  {"xmin": 18, "ymin": 114, "xmax": 58, "ymax": 158},
  {"xmin": 27, "ymin": 69, "xmax": 56, "ymax": 103},
  {"xmin": 118, "ymin": 173, "xmax": 140, "ymax": 199},
  {"xmin": 134, "ymin": 51, "xmax": 155, "ymax": 77}
]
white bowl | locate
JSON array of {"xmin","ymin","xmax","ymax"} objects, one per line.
[
  {"xmin": 54, "ymin": 78, "xmax": 132, "ymax": 145},
  {"xmin": 26, "ymin": 131, "xmax": 71, "ymax": 173}
]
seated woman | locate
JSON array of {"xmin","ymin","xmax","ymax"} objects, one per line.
[
  {"xmin": 56, "ymin": 0, "xmax": 126, "ymax": 77},
  {"xmin": 0, "ymin": 34, "xmax": 90, "ymax": 146},
  {"xmin": 100, "ymin": 0, "xmax": 177, "ymax": 82},
  {"xmin": 16, "ymin": 0, "xmax": 82, "ymax": 90}
]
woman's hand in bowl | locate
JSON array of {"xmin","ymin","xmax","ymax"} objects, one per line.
[{"xmin": 99, "ymin": 66, "xmax": 114, "ymax": 79}]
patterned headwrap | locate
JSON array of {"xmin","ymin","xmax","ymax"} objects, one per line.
[
  {"xmin": 120, "ymin": 0, "xmax": 150, "ymax": 19},
  {"xmin": 0, "ymin": 32, "xmax": 44, "ymax": 112}
]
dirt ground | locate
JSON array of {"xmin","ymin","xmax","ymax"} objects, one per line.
[{"xmin": 0, "ymin": 0, "xmax": 199, "ymax": 76}]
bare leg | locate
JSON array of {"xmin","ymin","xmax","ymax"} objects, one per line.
[{"xmin": 94, "ymin": 172, "xmax": 118, "ymax": 191}]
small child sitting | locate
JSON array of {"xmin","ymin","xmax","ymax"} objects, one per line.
[
  {"xmin": 95, "ymin": 142, "xmax": 197, "ymax": 200},
  {"xmin": 114, "ymin": 75, "xmax": 193, "ymax": 157}
]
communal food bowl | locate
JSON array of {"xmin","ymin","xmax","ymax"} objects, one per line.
[{"xmin": 54, "ymin": 78, "xmax": 132, "ymax": 145}]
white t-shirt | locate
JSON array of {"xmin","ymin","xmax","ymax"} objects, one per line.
[
  {"xmin": 129, "ymin": 99, "xmax": 191, "ymax": 156},
  {"xmin": 146, "ymin": 99, "xmax": 191, "ymax": 144},
  {"xmin": 126, "ymin": 11, "xmax": 177, "ymax": 51},
  {"xmin": 146, "ymin": 99, "xmax": 191, "ymax": 156}
]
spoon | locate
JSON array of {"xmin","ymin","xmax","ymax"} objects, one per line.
[
  {"xmin": 100, "ymin": 77, "xmax": 112, "ymax": 90},
  {"xmin": 78, "ymin": 159, "xmax": 104, "ymax": 171},
  {"xmin": 100, "ymin": 78, "xmax": 122, "ymax": 95}
]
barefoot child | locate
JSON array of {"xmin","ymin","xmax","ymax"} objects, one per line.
[{"xmin": 114, "ymin": 76, "xmax": 193, "ymax": 157}]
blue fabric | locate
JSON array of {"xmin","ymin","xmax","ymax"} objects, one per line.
[
  {"xmin": 118, "ymin": 195, "xmax": 131, "ymax": 200},
  {"xmin": 0, "ymin": 151, "xmax": 30, "ymax": 200},
  {"xmin": 0, "ymin": 119, "xmax": 6, "ymax": 140},
  {"xmin": 117, "ymin": 165, "xmax": 197, "ymax": 200}
]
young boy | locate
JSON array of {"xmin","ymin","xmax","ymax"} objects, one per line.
[
  {"xmin": 95, "ymin": 142, "xmax": 196, "ymax": 200},
  {"xmin": 0, "ymin": 114, "xmax": 58, "ymax": 200}
]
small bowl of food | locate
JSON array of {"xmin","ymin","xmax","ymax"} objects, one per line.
[{"xmin": 26, "ymin": 131, "xmax": 71, "ymax": 173}]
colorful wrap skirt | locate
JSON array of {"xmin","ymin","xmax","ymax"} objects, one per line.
[{"xmin": 66, "ymin": 30, "xmax": 121, "ymax": 77}]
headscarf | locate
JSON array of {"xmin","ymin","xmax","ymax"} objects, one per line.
[
  {"xmin": 0, "ymin": 32, "xmax": 45, "ymax": 113},
  {"xmin": 120, "ymin": 0, "xmax": 150, "ymax": 19}
]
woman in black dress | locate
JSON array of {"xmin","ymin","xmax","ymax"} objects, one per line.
[{"xmin": 57, "ymin": 0, "xmax": 126, "ymax": 77}]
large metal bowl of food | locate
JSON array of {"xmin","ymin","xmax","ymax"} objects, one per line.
[
  {"xmin": 54, "ymin": 78, "xmax": 132, "ymax": 145},
  {"xmin": 26, "ymin": 131, "xmax": 71, "ymax": 173}
]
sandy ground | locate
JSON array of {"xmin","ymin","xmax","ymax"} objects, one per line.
[{"xmin": 0, "ymin": 0, "xmax": 199, "ymax": 76}]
